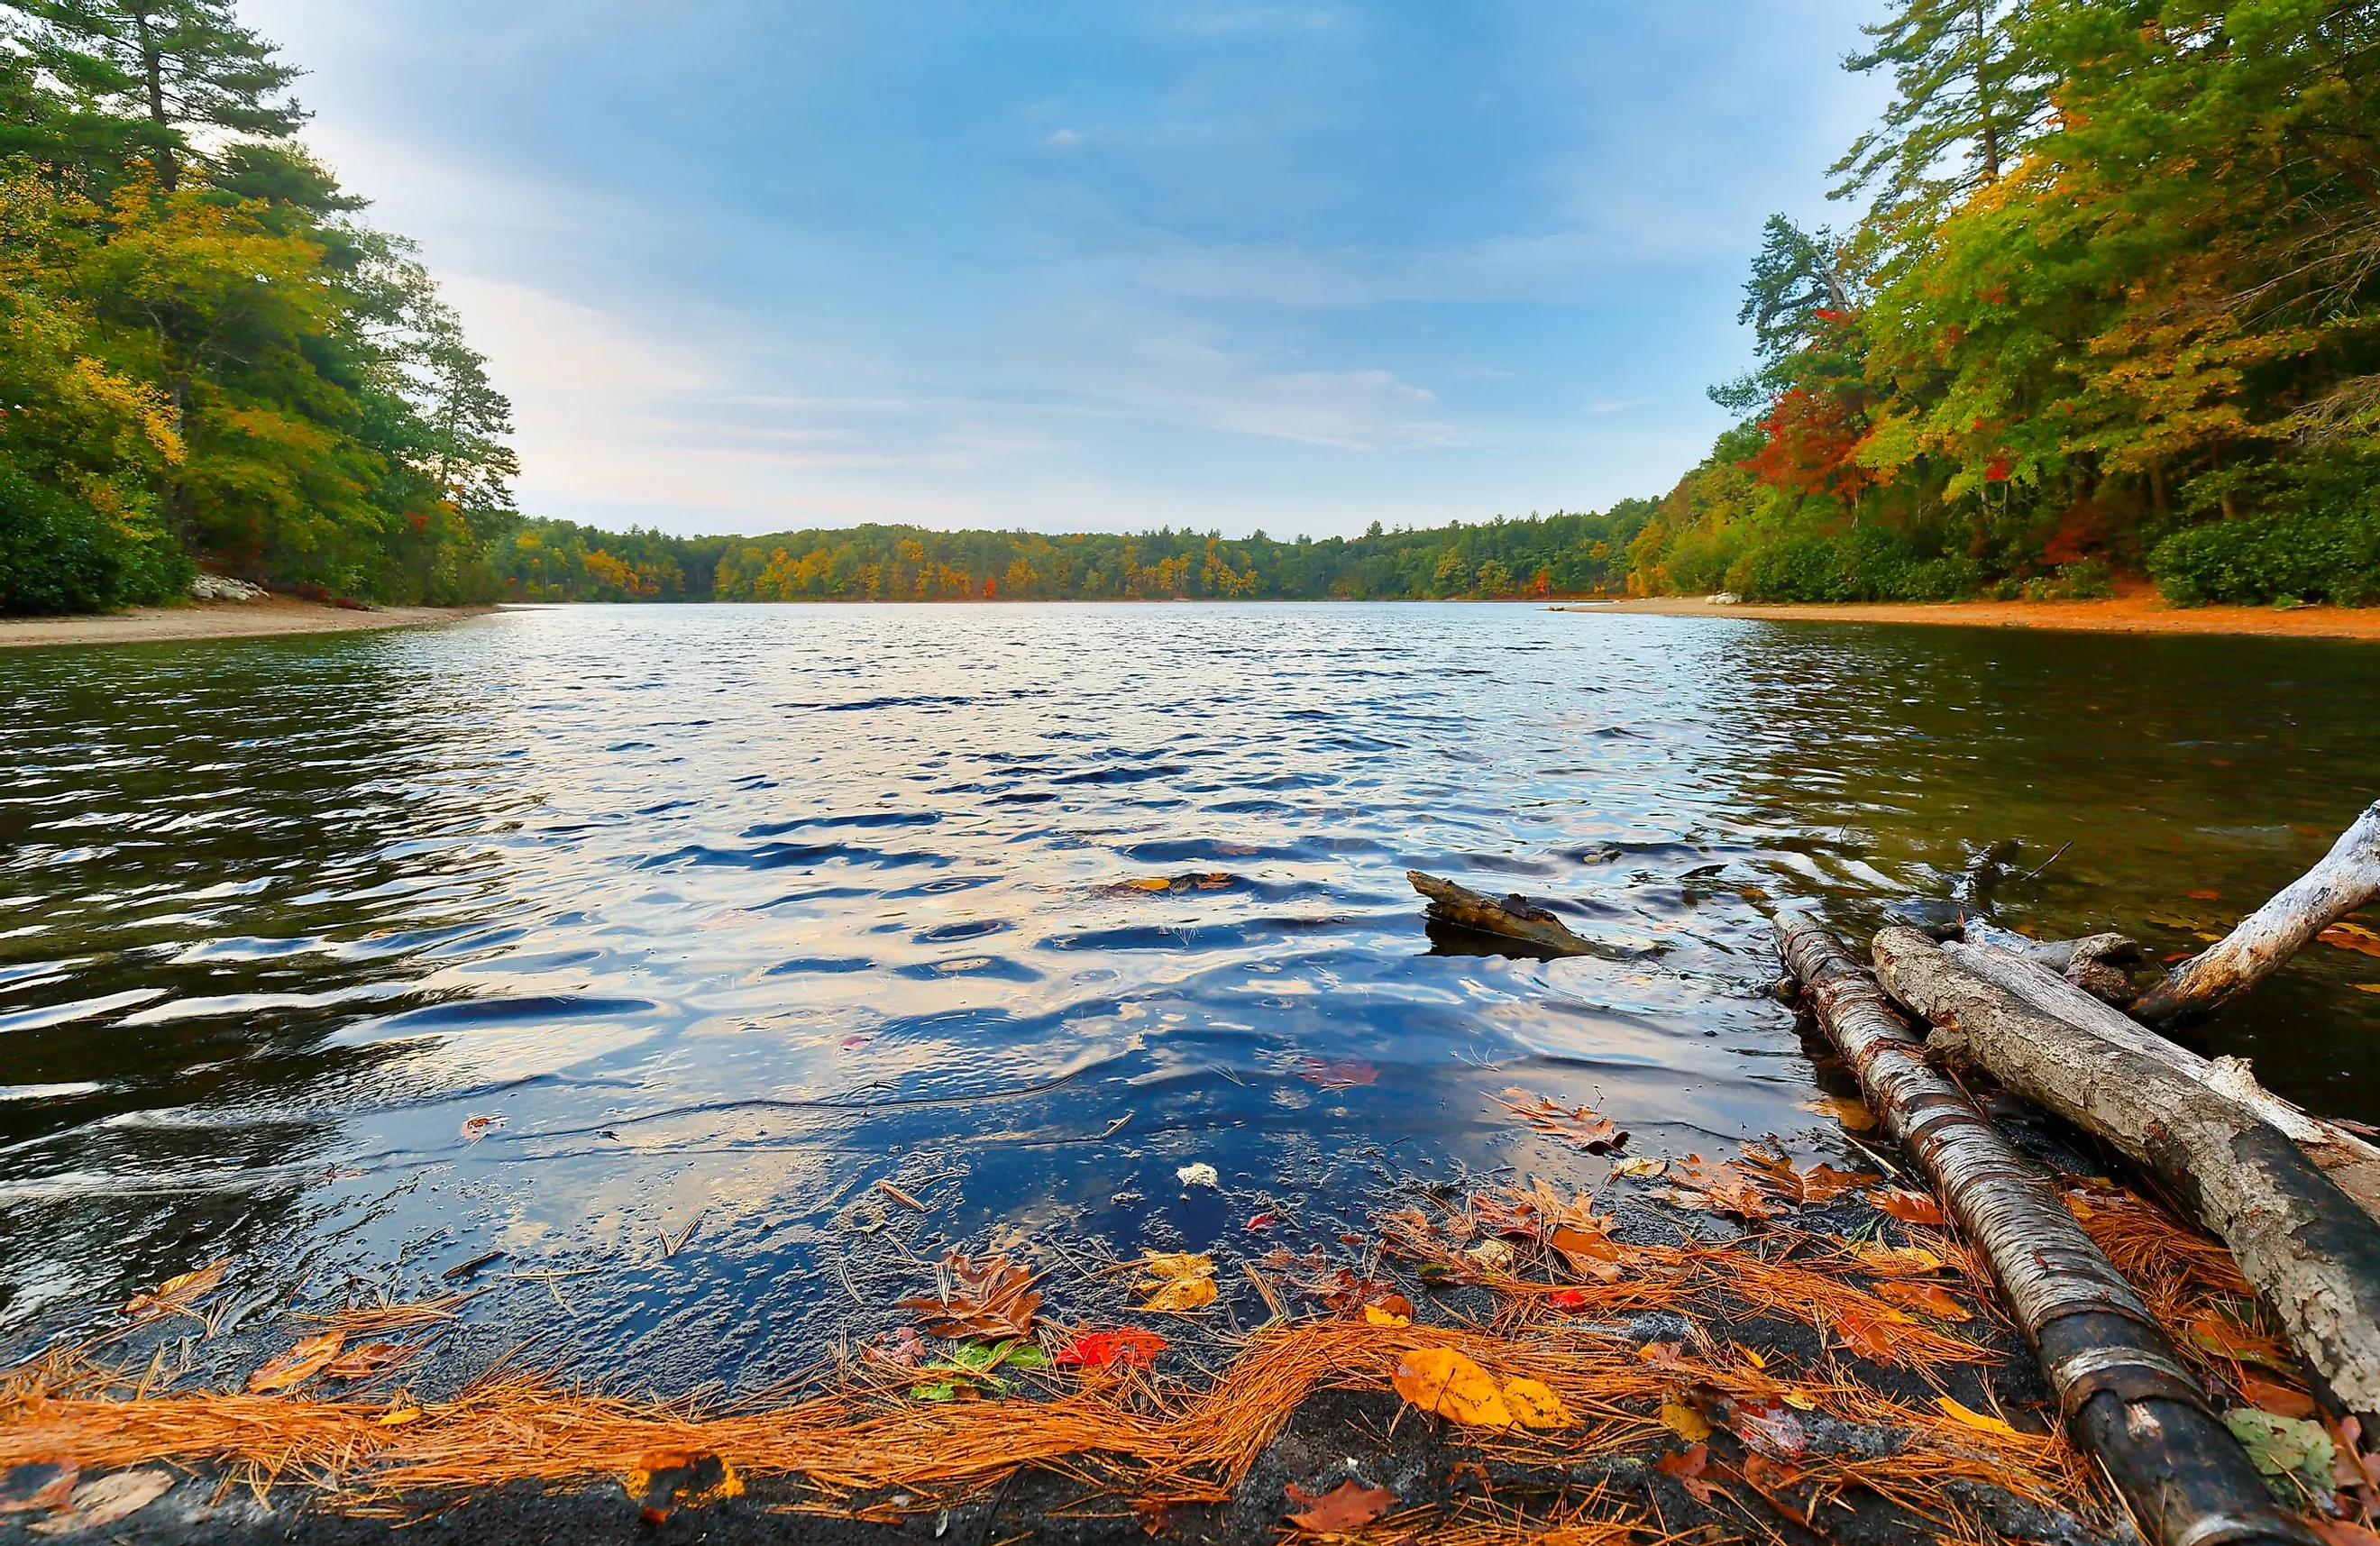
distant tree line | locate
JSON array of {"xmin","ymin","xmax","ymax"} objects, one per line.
[{"xmin": 494, "ymin": 508, "xmax": 1656, "ymax": 603}]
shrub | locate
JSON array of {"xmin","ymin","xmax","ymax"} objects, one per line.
[
  {"xmin": 2148, "ymin": 508, "xmax": 2380, "ymax": 607},
  {"xmin": 2018, "ymin": 559, "xmax": 2115, "ymax": 601},
  {"xmin": 0, "ymin": 464, "xmax": 188, "ymax": 615}
]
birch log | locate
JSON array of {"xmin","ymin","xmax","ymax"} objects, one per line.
[
  {"xmin": 1776, "ymin": 912, "xmax": 2320, "ymax": 1546},
  {"xmin": 1947, "ymin": 935, "xmax": 2380, "ymax": 1223},
  {"xmin": 1874, "ymin": 926, "xmax": 2380, "ymax": 1416},
  {"xmin": 2133, "ymin": 796, "xmax": 2380, "ymax": 1028}
]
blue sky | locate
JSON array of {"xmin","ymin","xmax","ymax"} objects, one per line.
[{"xmin": 244, "ymin": 2, "xmax": 1890, "ymax": 539}]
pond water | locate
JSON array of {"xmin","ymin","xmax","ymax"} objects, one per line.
[{"xmin": 5, "ymin": 603, "xmax": 2377, "ymax": 1391}]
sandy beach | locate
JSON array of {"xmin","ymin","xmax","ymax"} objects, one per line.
[
  {"xmin": 0, "ymin": 599, "xmax": 497, "ymax": 649},
  {"xmin": 1557, "ymin": 591, "xmax": 2380, "ymax": 640}
]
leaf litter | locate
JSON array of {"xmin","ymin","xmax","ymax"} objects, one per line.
[{"xmin": 5, "ymin": 1156, "xmax": 2362, "ymax": 1543}]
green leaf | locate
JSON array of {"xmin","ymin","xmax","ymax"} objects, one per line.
[
  {"xmin": 909, "ymin": 1381, "xmax": 963, "ymax": 1403},
  {"xmin": 2223, "ymin": 1408, "xmax": 2336, "ymax": 1496}
]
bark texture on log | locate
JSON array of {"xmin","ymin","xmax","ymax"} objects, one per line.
[
  {"xmin": 1874, "ymin": 926, "xmax": 2380, "ymax": 1416},
  {"xmin": 1407, "ymin": 871, "xmax": 1601, "ymax": 956},
  {"xmin": 1948, "ymin": 936, "xmax": 2380, "ymax": 1223},
  {"xmin": 1776, "ymin": 912, "xmax": 2319, "ymax": 1546},
  {"xmin": 2134, "ymin": 797, "xmax": 2380, "ymax": 1029}
]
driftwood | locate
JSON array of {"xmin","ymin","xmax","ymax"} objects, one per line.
[
  {"xmin": 1874, "ymin": 926, "xmax": 2380, "ymax": 1416},
  {"xmin": 1947, "ymin": 934, "xmax": 2380, "ymax": 1222},
  {"xmin": 2134, "ymin": 796, "xmax": 2380, "ymax": 1028},
  {"xmin": 1776, "ymin": 912, "xmax": 2319, "ymax": 1546},
  {"xmin": 1407, "ymin": 871, "xmax": 1600, "ymax": 956}
]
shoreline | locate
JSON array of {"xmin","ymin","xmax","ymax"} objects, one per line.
[
  {"xmin": 1557, "ymin": 591, "xmax": 2380, "ymax": 639},
  {"xmin": 0, "ymin": 599, "xmax": 496, "ymax": 650}
]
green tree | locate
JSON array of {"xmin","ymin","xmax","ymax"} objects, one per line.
[{"xmin": 1833, "ymin": 0, "xmax": 2048, "ymax": 233}]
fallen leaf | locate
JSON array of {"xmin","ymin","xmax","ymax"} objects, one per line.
[
  {"xmin": 1470, "ymin": 1194, "xmax": 1546, "ymax": 1241},
  {"xmin": 1363, "ymin": 1304, "xmax": 1411, "ymax": 1328},
  {"xmin": 1874, "ymin": 1281, "xmax": 1973, "ymax": 1322},
  {"xmin": 2356, "ymin": 983, "xmax": 2380, "ymax": 995},
  {"xmin": 1246, "ymin": 1212, "xmax": 1279, "ymax": 1232},
  {"xmin": 461, "ymin": 1114, "xmax": 504, "ymax": 1142},
  {"xmin": 376, "ymin": 1406, "xmax": 423, "ymax": 1427},
  {"xmin": 1834, "ymin": 1304, "xmax": 1917, "ymax": 1361},
  {"xmin": 1654, "ymin": 1443, "xmax": 1727, "ymax": 1505},
  {"xmin": 1781, "ymin": 1391, "xmax": 1817, "ymax": 1411},
  {"xmin": 1545, "ymin": 1288, "xmax": 1588, "ymax": 1312},
  {"xmin": 1660, "ymin": 1394, "xmax": 1713, "ymax": 1442},
  {"xmin": 2320, "ymin": 922, "xmax": 2380, "ymax": 958},
  {"xmin": 1609, "ymin": 1155, "xmax": 1667, "ymax": 1180},
  {"xmin": 1055, "ymin": 1327, "xmax": 1167, "ymax": 1370},
  {"xmin": 1283, "ymin": 1478, "xmax": 1396, "ymax": 1533},
  {"xmin": 27, "ymin": 1470, "xmax": 173, "ymax": 1536},
  {"xmin": 1133, "ymin": 1252, "xmax": 1218, "ymax": 1313},
  {"xmin": 1636, "ymin": 1341, "xmax": 1693, "ymax": 1373},
  {"xmin": 1317, "ymin": 1270, "xmax": 1413, "ymax": 1321},
  {"xmin": 2184, "ymin": 1311, "xmax": 2297, "ymax": 1374},
  {"xmin": 1670, "ymin": 1155, "xmax": 1775, "ymax": 1221},
  {"xmin": 1294, "ymin": 1057, "xmax": 1378, "ymax": 1090},
  {"xmin": 1392, "ymin": 1348, "xmax": 1515, "ymax": 1428},
  {"xmin": 2235, "ymin": 1375, "xmax": 2317, "ymax": 1419},
  {"xmin": 1717, "ymin": 1394, "xmax": 1808, "ymax": 1459},
  {"xmin": 1503, "ymin": 1377, "xmax": 1571, "ymax": 1429},
  {"xmin": 322, "ymin": 1341, "xmax": 416, "ymax": 1380},
  {"xmin": 1870, "ymin": 1187, "xmax": 1946, "ymax": 1226},
  {"xmin": 1497, "ymin": 1087, "xmax": 1629, "ymax": 1153},
  {"xmin": 0, "ymin": 1459, "xmax": 77, "ymax": 1514},
  {"xmin": 1934, "ymin": 1396, "xmax": 2022, "ymax": 1439},
  {"xmin": 247, "ymin": 1331, "xmax": 346, "ymax": 1393},
  {"xmin": 1549, "ymin": 1223, "xmax": 1627, "ymax": 1283},
  {"xmin": 122, "ymin": 1259, "xmax": 227, "ymax": 1321},
  {"xmin": 2311, "ymin": 1522, "xmax": 2380, "ymax": 1546},
  {"xmin": 2225, "ymin": 1408, "xmax": 2337, "ymax": 1493},
  {"xmin": 1741, "ymin": 1145, "xmax": 1870, "ymax": 1205},
  {"xmin": 2186, "ymin": 890, "xmax": 2222, "ymax": 901},
  {"xmin": 1857, "ymin": 1243, "xmax": 1946, "ymax": 1277},
  {"xmin": 901, "ymin": 1253, "xmax": 1043, "ymax": 1340},
  {"xmin": 1811, "ymin": 1094, "xmax": 1877, "ymax": 1132},
  {"xmin": 1464, "ymin": 1239, "xmax": 1515, "ymax": 1272}
]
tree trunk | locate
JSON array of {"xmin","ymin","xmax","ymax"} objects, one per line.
[
  {"xmin": 2133, "ymin": 797, "xmax": 2380, "ymax": 1029},
  {"xmin": 1873, "ymin": 926, "xmax": 2380, "ymax": 1417},
  {"xmin": 1947, "ymin": 934, "xmax": 2380, "ymax": 1222},
  {"xmin": 1406, "ymin": 871, "xmax": 1603, "ymax": 957},
  {"xmin": 1776, "ymin": 911, "xmax": 2320, "ymax": 1546}
]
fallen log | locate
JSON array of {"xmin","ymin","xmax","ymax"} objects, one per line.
[
  {"xmin": 1873, "ymin": 926, "xmax": 2380, "ymax": 1417},
  {"xmin": 1407, "ymin": 871, "xmax": 1601, "ymax": 956},
  {"xmin": 1775, "ymin": 911, "xmax": 2320, "ymax": 1546},
  {"xmin": 1946, "ymin": 934, "xmax": 2380, "ymax": 1223},
  {"xmin": 2133, "ymin": 796, "xmax": 2380, "ymax": 1028}
]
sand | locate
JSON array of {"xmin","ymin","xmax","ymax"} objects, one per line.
[
  {"xmin": 0, "ymin": 599, "xmax": 498, "ymax": 650},
  {"xmin": 1556, "ymin": 590, "xmax": 2380, "ymax": 640}
]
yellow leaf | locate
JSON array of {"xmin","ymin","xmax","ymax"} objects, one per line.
[
  {"xmin": 1134, "ymin": 1252, "xmax": 1218, "ymax": 1313},
  {"xmin": 1609, "ymin": 1155, "xmax": 1667, "ymax": 1180},
  {"xmin": 1391, "ymin": 1348, "xmax": 1515, "ymax": 1428},
  {"xmin": 376, "ymin": 1406, "xmax": 423, "ymax": 1427},
  {"xmin": 1742, "ymin": 1348, "xmax": 1767, "ymax": 1370},
  {"xmin": 247, "ymin": 1331, "xmax": 345, "ymax": 1394},
  {"xmin": 1811, "ymin": 1094, "xmax": 1877, "ymax": 1132},
  {"xmin": 1782, "ymin": 1392, "xmax": 1817, "ymax": 1411},
  {"xmin": 2354, "ymin": 983, "xmax": 2380, "ymax": 995},
  {"xmin": 1856, "ymin": 1243, "xmax": 1945, "ymax": 1277},
  {"xmin": 1935, "ymin": 1396, "xmax": 2022, "ymax": 1439},
  {"xmin": 1363, "ymin": 1304, "xmax": 1411, "ymax": 1328},
  {"xmin": 1122, "ymin": 876, "xmax": 1172, "ymax": 891},
  {"xmin": 1502, "ymin": 1377, "xmax": 1571, "ymax": 1429},
  {"xmin": 1659, "ymin": 1394, "xmax": 1712, "ymax": 1443}
]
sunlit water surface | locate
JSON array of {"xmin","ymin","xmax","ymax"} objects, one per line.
[{"xmin": 5, "ymin": 604, "xmax": 2377, "ymax": 1389}]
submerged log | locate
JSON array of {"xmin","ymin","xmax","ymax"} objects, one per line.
[
  {"xmin": 1775, "ymin": 911, "xmax": 2320, "ymax": 1546},
  {"xmin": 1407, "ymin": 871, "xmax": 1599, "ymax": 956},
  {"xmin": 2134, "ymin": 796, "xmax": 2380, "ymax": 1028},
  {"xmin": 1874, "ymin": 926, "xmax": 2380, "ymax": 1417},
  {"xmin": 1947, "ymin": 935, "xmax": 2380, "ymax": 1222}
]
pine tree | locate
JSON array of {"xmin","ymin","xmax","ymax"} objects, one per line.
[
  {"xmin": 1831, "ymin": 0, "xmax": 2047, "ymax": 225},
  {"xmin": 10, "ymin": 0, "xmax": 303, "ymax": 188}
]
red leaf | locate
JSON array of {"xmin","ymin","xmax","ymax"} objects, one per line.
[
  {"xmin": 1283, "ymin": 1478, "xmax": 1397, "ymax": 1532},
  {"xmin": 1054, "ymin": 1328, "xmax": 1167, "ymax": 1370},
  {"xmin": 1655, "ymin": 1443, "xmax": 1728, "ymax": 1505},
  {"xmin": 1870, "ymin": 1187, "xmax": 1946, "ymax": 1226}
]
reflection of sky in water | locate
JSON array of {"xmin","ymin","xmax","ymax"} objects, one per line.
[{"xmin": 4, "ymin": 605, "xmax": 2376, "ymax": 1387}]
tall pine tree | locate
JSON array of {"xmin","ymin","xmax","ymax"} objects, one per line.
[{"xmin": 1831, "ymin": 0, "xmax": 2048, "ymax": 232}]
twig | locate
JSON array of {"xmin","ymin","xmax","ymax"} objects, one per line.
[
  {"xmin": 874, "ymin": 1179, "xmax": 928, "ymax": 1212},
  {"xmin": 2012, "ymin": 840, "xmax": 2073, "ymax": 887}
]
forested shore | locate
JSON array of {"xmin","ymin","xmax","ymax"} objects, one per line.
[{"xmin": 4, "ymin": 0, "xmax": 2375, "ymax": 615}]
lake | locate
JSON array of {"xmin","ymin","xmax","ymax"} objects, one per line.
[{"xmin": 5, "ymin": 602, "xmax": 2376, "ymax": 1391}]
